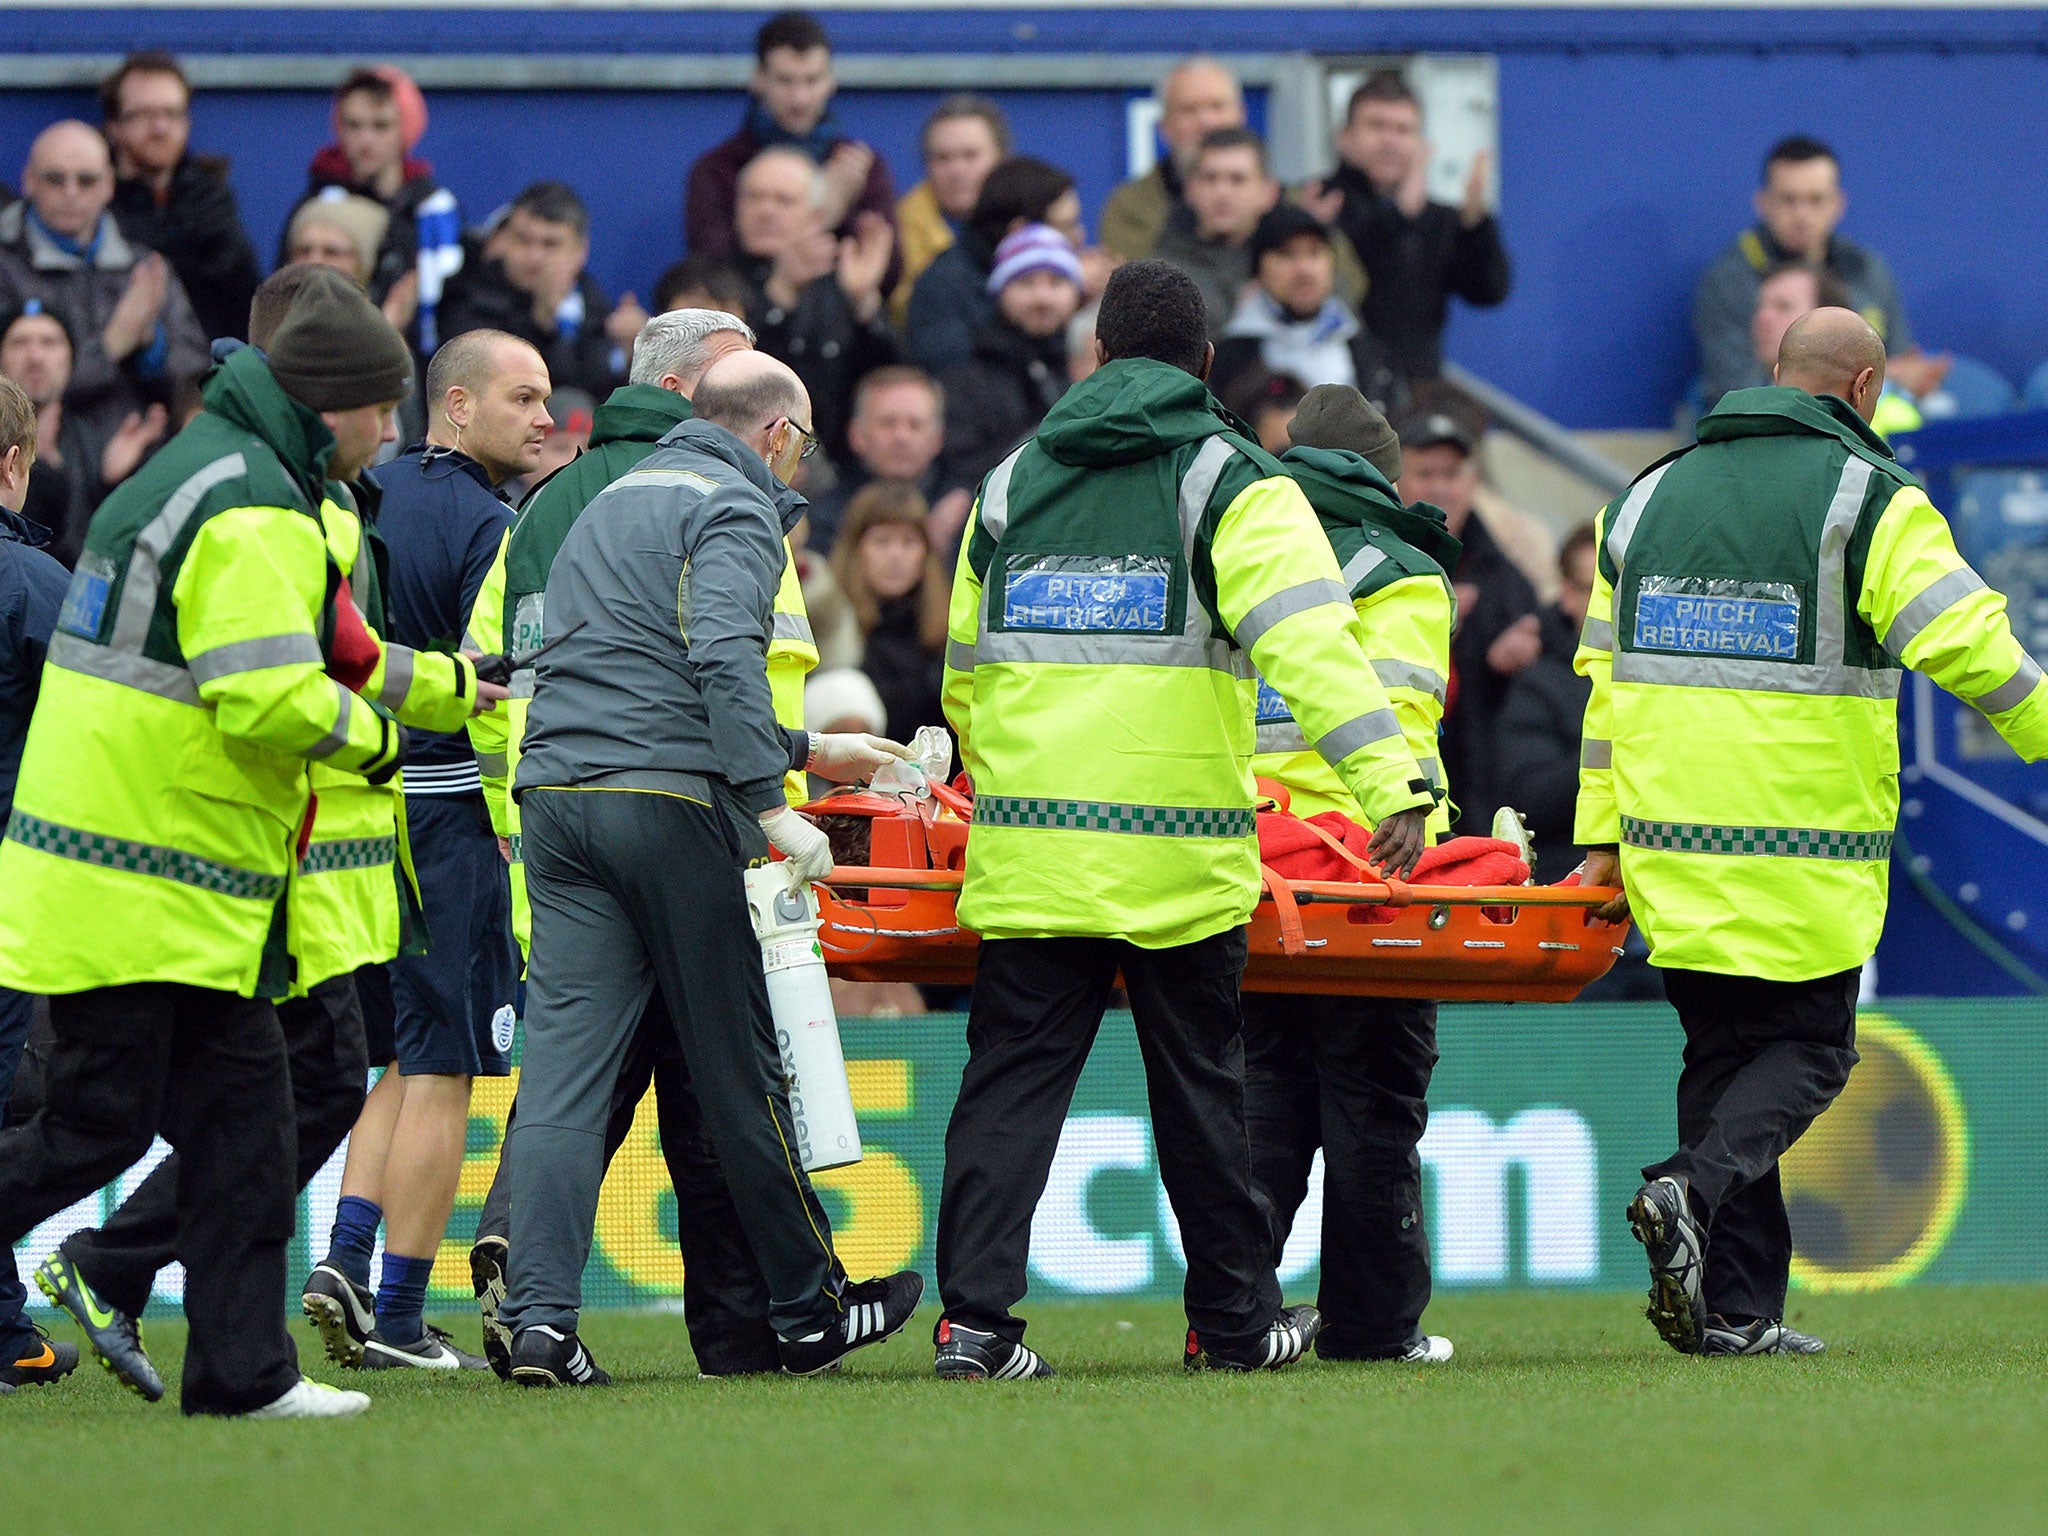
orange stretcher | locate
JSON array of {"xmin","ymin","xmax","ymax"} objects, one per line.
[{"xmin": 806, "ymin": 785, "xmax": 1629, "ymax": 1003}]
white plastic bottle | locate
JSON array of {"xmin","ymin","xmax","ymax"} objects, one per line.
[{"xmin": 743, "ymin": 863, "xmax": 863, "ymax": 1173}]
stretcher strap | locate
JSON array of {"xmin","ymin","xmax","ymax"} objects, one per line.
[
  {"xmin": 1259, "ymin": 863, "xmax": 1308, "ymax": 956},
  {"xmin": 1291, "ymin": 814, "xmax": 1413, "ymax": 907}
]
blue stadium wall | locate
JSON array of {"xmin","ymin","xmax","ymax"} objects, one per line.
[{"xmin": 2, "ymin": 5, "xmax": 2045, "ymax": 430}]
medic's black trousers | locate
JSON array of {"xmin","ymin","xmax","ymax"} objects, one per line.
[
  {"xmin": 1242, "ymin": 993, "xmax": 1438, "ymax": 1358},
  {"xmin": 0, "ymin": 983, "xmax": 298, "ymax": 1415},
  {"xmin": 60, "ymin": 975, "xmax": 368, "ymax": 1320},
  {"xmin": 1645, "ymin": 966, "xmax": 1860, "ymax": 1323},
  {"xmin": 935, "ymin": 929, "xmax": 1282, "ymax": 1351}
]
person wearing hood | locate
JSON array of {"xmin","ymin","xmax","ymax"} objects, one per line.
[
  {"xmin": 930, "ymin": 261, "xmax": 1435, "ymax": 1383},
  {"xmin": 1581, "ymin": 311, "xmax": 2047, "ymax": 1360},
  {"xmin": 1213, "ymin": 205, "xmax": 1404, "ymax": 418},
  {"xmin": 937, "ymin": 224, "xmax": 1080, "ymax": 504},
  {"xmin": 684, "ymin": 11, "xmax": 899, "ymax": 293},
  {"xmin": 0, "ymin": 271, "xmax": 422, "ymax": 1420},
  {"xmin": 1236, "ymin": 383, "xmax": 1462, "ymax": 1369},
  {"xmin": 493, "ymin": 350, "xmax": 926, "ymax": 1387},
  {"xmin": 281, "ymin": 66, "xmax": 462, "ymax": 354}
]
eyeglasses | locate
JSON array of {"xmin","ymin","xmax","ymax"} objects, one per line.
[{"xmin": 783, "ymin": 418, "xmax": 819, "ymax": 460}]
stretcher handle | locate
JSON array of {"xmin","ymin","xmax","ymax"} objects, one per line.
[{"xmin": 820, "ymin": 866, "xmax": 1619, "ymax": 910}]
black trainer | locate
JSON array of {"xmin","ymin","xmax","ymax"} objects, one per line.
[
  {"xmin": 470, "ymin": 1236, "xmax": 512, "ymax": 1381},
  {"xmin": 1702, "ymin": 1316, "xmax": 1827, "ymax": 1356},
  {"xmin": 362, "ymin": 1322, "xmax": 491, "ymax": 1371},
  {"xmin": 509, "ymin": 1325, "xmax": 612, "ymax": 1388},
  {"xmin": 779, "ymin": 1270, "xmax": 924, "ymax": 1377},
  {"xmin": 1, "ymin": 1323, "xmax": 80, "ymax": 1391},
  {"xmin": 1628, "ymin": 1176, "xmax": 1707, "ymax": 1354},
  {"xmin": 34, "ymin": 1250, "xmax": 165, "ymax": 1402},
  {"xmin": 933, "ymin": 1317, "xmax": 1055, "ymax": 1380},
  {"xmin": 1184, "ymin": 1303, "xmax": 1322, "ymax": 1371},
  {"xmin": 301, "ymin": 1262, "xmax": 377, "ymax": 1368}
]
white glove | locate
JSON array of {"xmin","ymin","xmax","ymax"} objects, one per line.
[
  {"xmin": 759, "ymin": 805, "xmax": 833, "ymax": 884},
  {"xmin": 807, "ymin": 731, "xmax": 915, "ymax": 785}
]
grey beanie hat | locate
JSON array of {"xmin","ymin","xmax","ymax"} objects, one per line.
[
  {"xmin": 267, "ymin": 266, "xmax": 414, "ymax": 412},
  {"xmin": 1288, "ymin": 383, "xmax": 1403, "ymax": 482}
]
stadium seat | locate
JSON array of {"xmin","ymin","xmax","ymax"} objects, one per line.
[
  {"xmin": 2023, "ymin": 360, "xmax": 2048, "ymax": 412},
  {"xmin": 1916, "ymin": 355, "xmax": 2016, "ymax": 420}
]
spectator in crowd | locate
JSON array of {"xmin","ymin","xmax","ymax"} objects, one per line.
[
  {"xmin": 0, "ymin": 121, "xmax": 208, "ymax": 446},
  {"xmin": 100, "ymin": 52, "xmax": 262, "ymax": 344},
  {"xmin": 685, "ymin": 10, "xmax": 897, "ymax": 289},
  {"xmin": 286, "ymin": 66, "xmax": 461, "ymax": 352},
  {"xmin": 1495, "ymin": 521, "xmax": 1597, "ymax": 881},
  {"xmin": 733, "ymin": 146, "xmax": 897, "ymax": 475},
  {"xmin": 893, "ymin": 94, "xmax": 1010, "ymax": 325},
  {"xmin": 1212, "ymin": 204, "xmax": 1402, "ymax": 414},
  {"xmin": 1395, "ymin": 409, "xmax": 1538, "ymax": 835},
  {"xmin": 939, "ymin": 224, "xmax": 1081, "ymax": 503},
  {"xmin": 1692, "ymin": 259, "xmax": 1856, "ymax": 414},
  {"xmin": 1066, "ymin": 300, "xmax": 1100, "ymax": 384},
  {"xmin": 1154, "ymin": 128, "xmax": 1282, "ymax": 335},
  {"xmin": 1695, "ymin": 135, "xmax": 1946, "ymax": 409},
  {"xmin": 801, "ymin": 364, "xmax": 948, "ymax": 554},
  {"xmin": 1, "ymin": 301, "xmax": 166, "ymax": 567},
  {"xmin": 830, "ymin": 481, "xmax": 950, "ymax": 739},
  {"xmin": 652, "ymin": 253, "xmax": 750, "ymax": 319},
  {"xmin": 285, "ymin": 194, "xmax": 390, "ymax": 290},
  {"xmin": 441, "ymin": 181, "xmax": 640, "ymax": 400},
  {"xmin": 1218, "ymin": 365, "xmax": 1307, "ymax": 455},
  {"xmin": 1307, "ymin": 70, "xmax": 1510, "ymax": 386},
  {"xmin": 906, "ymin": 155, "xmax": 1081, "ymax": 374},
  {"xmin": 1101, "ymin": 57, "xmax": 1245, "ymax": 261}
]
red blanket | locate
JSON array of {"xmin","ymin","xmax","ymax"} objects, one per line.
[{"xmin": 1255, "ymin": 810, "xmax": 1531, "ymax": 888}]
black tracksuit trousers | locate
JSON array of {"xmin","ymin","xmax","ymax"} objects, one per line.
[
  {"xmin": 477, "ymin": 990, "xmax": 781, "ymax": 1375},
  {"xmin": 0, "ymin": 983, "xmax": 298, "ymax": 1415},
  {"xmin": 935, "ymin": 928, "xmax": 1282, "ymax": 1351},
  {"xmin": 1242, "ymin": 993, "xmax": 1439, "ymax": 1358},
  {"xmin": 60, "ymin": 974, "xmax": 368, "ymax": 1320},
  {"xmin": 1645, "ymin": 966, "xmax": 1860, "ymax": 1323}
]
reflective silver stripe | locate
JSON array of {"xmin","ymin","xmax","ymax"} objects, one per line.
[
  {"xmin": 1233, "ymin": 578, "xmax": 1349, "ymax": 652},
  {"xmin": 1176, "ymin": 435, "xmax": 1236, "ymax": 547},
  {"xmin": 1418, "ymin": 754, "xmax": 1443, "ymax": 789},
  {"xmin": 1882, "ymin": 566, "xmax": 1986, "ymax": 661},
  {"xmin": 305, "ymin": 682, "xmax": 354, "ymax": 760},
  {"xmin": 1581, "ymin": 737, "xmax": 1613, "ymax": 770},
  {"xmin": 6, "ymin": 808, "xmax": 287, "ymax": 900},
  {"xmin": 1580, "ymin": 616, "xmax": 1614, "ymax": 653},
  {"xmin": 1340, "ymin": 544, "xmax": 1388, "ymax": 590},
  {"xmin": 1601, "ymin": 460, "xmax": 1673, "ymax": 576},
  {"xmin": 1256, "ymin": 719, "xmax": 1309, "ymax": 754},
  {"xmin": 977, "ymin": 444, "xmax": 1027, "ymax": 542},
  {"xmin": 974, "ymin": 630, "xmax": 1245, "ymax": 673},
  {"xmin": 1622, "ymin": 814, "xmax": 1892, "ymax": 861},
  {"xmin": 1315, "ymin": 706, "xmax": 1404, "ymax": 767},
  {"xmin": 108, "ymin": 453, "xmax": 248, "ymax": 654},
  {"xmin": 475, "ymin": 750, "xmax": 508, "ymax": 779},
  {"xmin": 945, "ymin": 637, "xmax": 977, "ymax": 672},
  {"xmin": 1372, "ymin": 658, "xmax": 1447, "ymax": 702},
  {"xmin": 47, "ymin": 633, "xmax": 201, "ymax": 704},
  {"xmin": 185, "ymin": 632, "xmax": 323, "ymax": 685},
  {"xmin": 375, "ymin": 643, "xmax": 417, "ymax": 710},
  {"xmin": 509, "ymin": 667, "xmax": 537, "ymax": 700},
  {"xmin": 1975, "ymin": 654, "xmax": 2045, "ymax": 716},
  {"xmin": 1615, "ymin": 457, "xmax": 1900, "ymax": 700},
  {"xmin": 771, "ymin": 612, "xmax": 815, "ymax": 646}
]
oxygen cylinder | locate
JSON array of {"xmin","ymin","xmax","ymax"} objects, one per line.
[{"xmin": 743, "ymin": 863, "xmax": 863, "ymax": 1173}]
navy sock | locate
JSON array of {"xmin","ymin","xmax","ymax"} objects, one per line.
[
  {"xmin": 324, "ymin": 1195, "xmax": 382, "ymax": 1289},
  {"xmin": 375, "ymin": 1253, "xmax": 436, "ymax": 1346}
]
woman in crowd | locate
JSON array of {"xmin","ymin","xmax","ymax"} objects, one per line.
[{"xmin": 829, "ymin": 481, "xmax": 951, "ymax": 739}]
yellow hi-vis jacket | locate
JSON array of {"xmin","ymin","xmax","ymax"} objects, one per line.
[
  {"xmin": 942, "ymin": 358, "xmax": 1433, "ymax": 948},
  {"xmin": 1575, "ymin": 387, "xmax": 2048, "ymax": 981}
]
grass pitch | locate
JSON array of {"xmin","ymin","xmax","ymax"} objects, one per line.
[{"xmin": 8, "ymin": 1287, "xmax": 2048, "ymax": 1534}]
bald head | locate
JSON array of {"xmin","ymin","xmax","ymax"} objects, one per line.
[
  {"xmin": 24, "ymin": 120, "xmax": 114, "ymax": 240},
  {"xmin": 1774, "ymin": 306, "xmax": 1887, "ymax": 422},
  {"xmin": 693, "ymin": 350, "xmax": 813, "ymax": 480}
]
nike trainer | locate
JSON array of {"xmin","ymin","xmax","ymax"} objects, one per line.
[
  {"xmin": 362, "ymin": 1323, "xmax": 490, "ymax": 1371},
  {"xmin": 302, "ymin": 1262, "xmax": 378, "ymax": 1368},
  {"xmin": 470, "ymin": 1235, "xmax": 512, "ymax": 1380},
  {"xmin": 1, "ymin": 1323, "xmax": 80, "ymax": 1391},
  {"xmin": 34, "ymin": 1251, "xmax": 164, "ymax": 1401}
]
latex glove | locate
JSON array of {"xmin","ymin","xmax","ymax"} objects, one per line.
[
  {"xmin": 760, "ymin": 805, "xmax": 833, "ymax": 884},
  {"xmin": 808, "ymin": 732, "xmax": 914, "ymax": 785}
]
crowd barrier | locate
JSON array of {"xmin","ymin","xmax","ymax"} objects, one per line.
[{"xmin": 12, "ymin": 997, "xmax": 2033, "ymax": 1315}]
